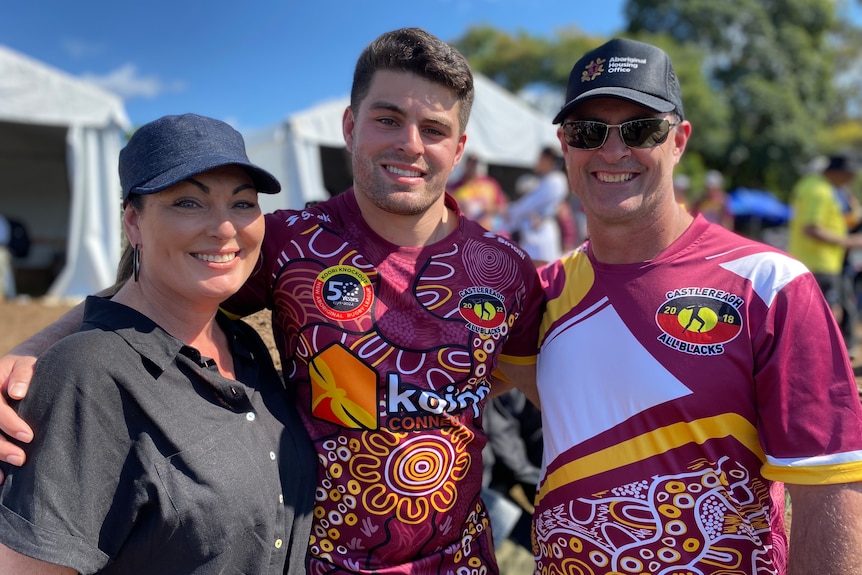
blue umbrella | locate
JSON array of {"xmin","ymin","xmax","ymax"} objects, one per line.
[{"xmin": 728, "ymin": 188, "xmax": 792, "ymax": 224}]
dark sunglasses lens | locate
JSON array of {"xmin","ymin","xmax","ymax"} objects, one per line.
[
  {"xmin": 621, "ymin": 119, "xmax": 670, "ymax": 148},
  {"xmin": 564, "ymin": 121, "xmax": 608, "ymax": 149}
]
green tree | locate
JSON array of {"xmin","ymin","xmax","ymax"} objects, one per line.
[
  {"xmin": 454, "ymin": 24, "xmax": 601, "ymax": 93},
  {"xmin": 625, "ymin": 0, "xmax": 841, "ymax": 195}
]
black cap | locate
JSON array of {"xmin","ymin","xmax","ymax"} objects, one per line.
[
  {"xmin": 825, "ymin": 153, "xmax": 860, "ymax": 173},
  {"xmin": 119, "ymin": 113, "xmax": 281, "ymax": 201},
  {"xmin": 553, "ymin": 38, "xmax": 684, "ymax": 124}
]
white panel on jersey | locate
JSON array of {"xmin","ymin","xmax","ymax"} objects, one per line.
[
  {"xmin": 719, "ymin": 251, "xmax": 808, "ymax": 307},
  {"xmin": 537, "ymin": 301, "xmax": 692, "ymax": 470}
]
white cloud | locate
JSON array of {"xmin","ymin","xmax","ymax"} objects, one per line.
[{"xmin": 81, "ymin": 63, "xmax": 186, "ymax": 100}]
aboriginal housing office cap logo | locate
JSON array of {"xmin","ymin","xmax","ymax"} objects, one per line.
[{"xmin": 582, "ymin": 57, "xmax": 606, "ymax": 82}]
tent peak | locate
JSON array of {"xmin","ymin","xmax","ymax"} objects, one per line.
[{"xmin": 0, "ymin": 44, "xmax": 131, "ymax": 130}]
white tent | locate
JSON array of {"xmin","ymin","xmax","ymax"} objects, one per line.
[
  {"xmin": 0, "ymin": 45, "xmax": 130, "ymax": 299},
  {"xmin": 244, "ymin": 74, "xmax": 560, "ymax": 214}
]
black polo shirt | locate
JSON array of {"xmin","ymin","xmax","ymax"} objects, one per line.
[{"xmin": 0, "ymin": 297, "xmax": 316, "ymax": 574}]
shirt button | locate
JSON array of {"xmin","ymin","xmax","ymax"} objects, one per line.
[
  {"xmin": 269, "ymin": 451, "xmax": 276, "ymax": 460},
  {"xmin": 274, "ymin": 539, "xmax": 283, "ymax": 549},
  {"xmin": 246, "ymin": 412, "xmax": 256, "ymax": 421},
  {"xmin": 230, "ymin": 386, "xmax": 238, "ymax": 395},
  {"xmin": 279, "ymin": 494, "xmax": 284, "ymax": 504}
]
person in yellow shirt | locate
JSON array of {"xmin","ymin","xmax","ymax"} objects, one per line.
[{"xmin": 788, "ymin": 153, "xmax": 862, "ymax": 354}]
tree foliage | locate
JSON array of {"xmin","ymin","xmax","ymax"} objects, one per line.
[
  {"xmin": 625, "ymin": 0, "xmax": 842, "ymax": 194},
  {"xmin": 454, "ymin": 24, "xmax": 601, "ymax": 93}
]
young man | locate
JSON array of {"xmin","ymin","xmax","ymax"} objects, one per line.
[
  {"xmin": 0, "ymin": 28, "xmax": 542, "ymax": 575},
  {"xmin": 533, "ymin": 38, "xmax": 862, "ymax": 574}
]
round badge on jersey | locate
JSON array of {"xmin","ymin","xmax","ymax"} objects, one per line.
[
  {"xmin": 655, "ymin": 288, "xmax": 744, "ymax": 355},
  {"xmin": 313, "ymin": 265, "xmax": 374, "ymax": 321},
  {"xmin": 459, "ymin": 287, "xmax": 507, "ymax": 335}
]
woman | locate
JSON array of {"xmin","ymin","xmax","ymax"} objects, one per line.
[{"xmin": 0, "ymin": 114, "xmax": 316, "ymax": 574}]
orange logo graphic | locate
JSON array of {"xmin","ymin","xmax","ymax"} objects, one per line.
[{"xmin": 310, "ymin": 343, "xmax": 378, "ymax": 429}]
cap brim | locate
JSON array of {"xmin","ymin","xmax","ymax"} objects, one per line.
[
  {"xmin": 130, "ymin": 156, "xmax": 281, "ymax": 196},
  {"xmin": 553, "ymin": 87, "xmax": 677, "ymax": 124}
]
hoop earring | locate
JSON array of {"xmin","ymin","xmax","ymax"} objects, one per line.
[{"xmin": 133, "ymin": 244, "xmax": 141, "ymax": 282}]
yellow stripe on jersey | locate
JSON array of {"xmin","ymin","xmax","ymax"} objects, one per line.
[
  {"xmin": 496, "ymin": 354, "xmax": 536, "ymax": 366},
  {"xmin": 534, "ymin": 413, "xmax": 764, "ymax": 506},
  {"xmin": 763, "ymin": 460, "xmax": 862, "ymax": 484},
  {"xmin": 541, "ymin": 251, "xmax": 595, "ymax": 339}
]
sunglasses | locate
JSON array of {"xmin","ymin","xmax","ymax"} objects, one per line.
[{"xmin": 561, "ymin": 118, "xmax": 679, "ymax": 150}]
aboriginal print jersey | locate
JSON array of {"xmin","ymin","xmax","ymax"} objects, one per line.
[
  {"xmin": 226, "ymin": 190, "xmax": 542, "ymax": 575},
  {"xmin": 534, "ymin": 215, "xmax": 862, "ymax": 575}
]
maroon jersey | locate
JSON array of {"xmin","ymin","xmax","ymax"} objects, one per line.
[
  {"xmin": 534, "ymin": 215, "xmax": 862, "ymax": 574},
  {"xmin": 226, "ymin": 190, "xmax": 541, "ymax": 575}
]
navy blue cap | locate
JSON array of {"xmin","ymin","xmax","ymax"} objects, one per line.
[
  {"xmin": 825, "ymin": 153, "xmax": 860, "ymax": 173},
  {"xmin": 553, "ymin": 38, "xmax": 684, "ymax": 124},
  {"xmin": 119, "ymin": 113, "xmax": 280, "ymax": 200}
]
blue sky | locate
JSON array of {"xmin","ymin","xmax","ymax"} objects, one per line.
[{"xmin": 0, "ymin": 0, "xmax": 627, "ymax": 132}]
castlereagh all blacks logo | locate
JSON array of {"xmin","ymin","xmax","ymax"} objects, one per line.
[
  {"xmin": 655, "ymin": 287, "xmax": 744, "ymax": 356},
  {"xmin": 458, "ymin": 287, "xmax": 507, "ymax": 336}
]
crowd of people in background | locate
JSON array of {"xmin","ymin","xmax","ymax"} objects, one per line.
[
  {"xmin": 448, "ymin": 147, "xmax": 581, "ymax": 263},
  {"xmin": 446, "ymin": 152, "xmax": 509, "ymax": 234}
]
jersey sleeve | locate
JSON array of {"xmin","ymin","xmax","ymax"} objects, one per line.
[
  {"xmin": 755, "ymin": 272, "xmax": 862, "ymax": 484},
  {"xmin": 499, "ymin": 261, "xmax": 543, "ymax": 363}
]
